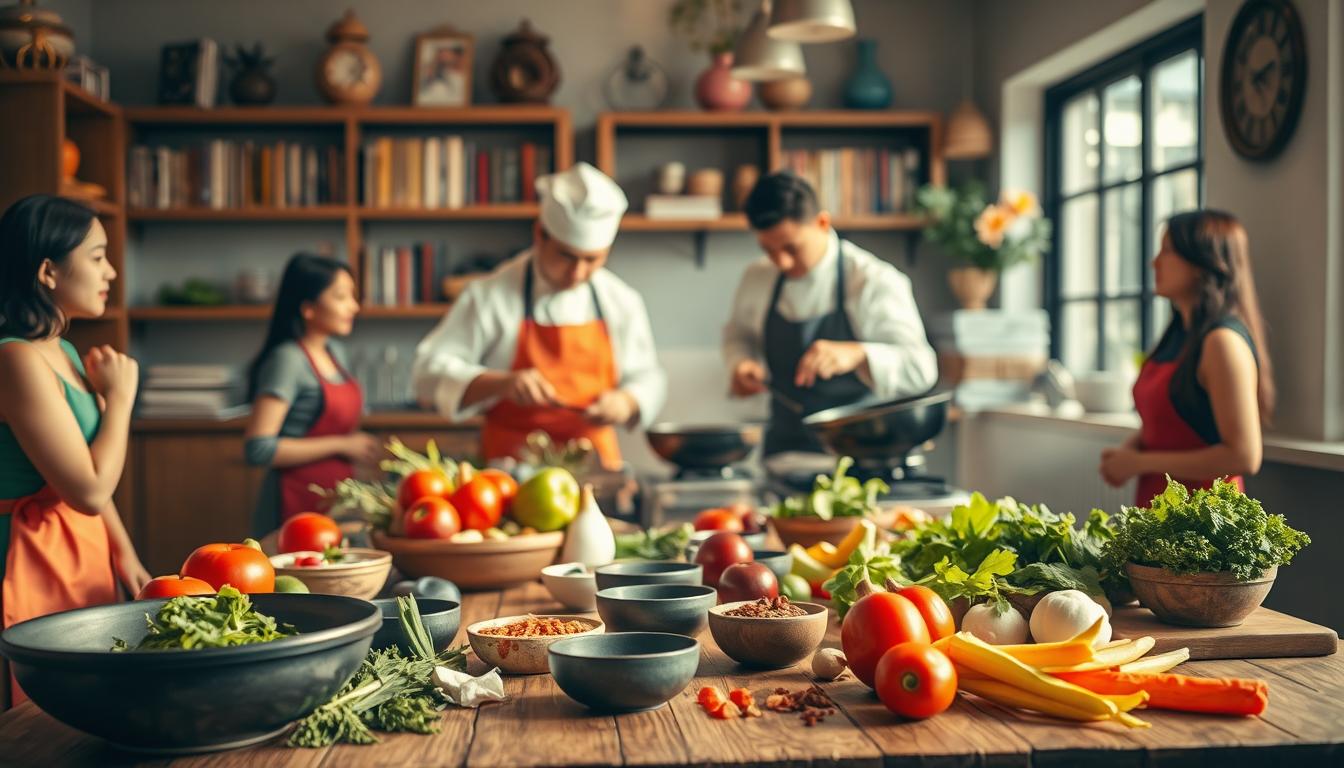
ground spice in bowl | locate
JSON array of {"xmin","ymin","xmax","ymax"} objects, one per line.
[
  {"xmin": 477, "ymin": 616, "xmax": 593, "ymax": 637},
  {"xmin": 723, "ymin": 596, "xmax": 808, "ymax": 618}
]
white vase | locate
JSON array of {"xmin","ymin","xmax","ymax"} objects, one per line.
[{"xmin": 559, "ymin": 485, "xmax": 615, "ymax": 569}]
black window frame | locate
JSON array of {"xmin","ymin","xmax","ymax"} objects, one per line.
[{"xmin": 1044, "ymin": 16, "xmax": 1204, "ymax": 369}]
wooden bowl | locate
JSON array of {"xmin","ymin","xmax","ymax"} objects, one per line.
[
  {"xmin": 767, "ymin": 515, "xmax": 861, "ymax": 549},
  {"xmin": 708, "ymin": 600, "xmax": 828, "ymax": 668},
  {"xmin": 1125, "ymin": 562, "xmax": 1277, "ymax": 628},
  {"xmin": 371, "ymin": 530, "xmax": 563, "ymax": 591},
  {"xmin": 467, "ymin": 615, "xmax": 604, "ymax": 675},
  {"xmin": 269, "ymin": 547, "xmax": 391, "ymax": 600}
]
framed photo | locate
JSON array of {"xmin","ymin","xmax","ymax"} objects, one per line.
[{"xmin": 412, "ymin": 26, "xmax": 474, "ymax": 107}]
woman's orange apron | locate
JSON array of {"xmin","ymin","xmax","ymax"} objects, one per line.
[
  {"xmin": 481, "ymin": 262, "xmax": 622, "ymax": 470},
  {"xmin": 1, "ymin": 485, "xmax": 116, "ymax": 706}
]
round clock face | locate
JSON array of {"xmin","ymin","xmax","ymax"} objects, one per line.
[
  {"xmin": 325, "ymin": 49, "xmax": 369, "ymax": 87},
  {"xmin": 1220, "ymin": 0, "xmax": 1306, "ymax": 160}
]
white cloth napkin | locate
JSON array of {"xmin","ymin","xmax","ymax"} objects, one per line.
[{"xmin": 432, "ymin": 666, "xmax": 508, "ymax": 707}]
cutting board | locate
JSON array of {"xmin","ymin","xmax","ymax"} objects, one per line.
[{"xmin": 1111, "ymin": 606, "xmax": 1338, "ymax": 660}]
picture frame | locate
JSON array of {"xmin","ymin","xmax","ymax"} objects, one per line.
[{"xmin": 412, "ymin": 25, "xmax": 474, "ymax": 107}]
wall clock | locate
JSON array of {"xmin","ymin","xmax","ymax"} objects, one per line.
[
  {"xmin": 1219, "ymin": 0, "xmax": 1306, "ymax": 161},
  {"xmin": 316, "ymin": 9, "xmax": 381, "ymax": 106}
]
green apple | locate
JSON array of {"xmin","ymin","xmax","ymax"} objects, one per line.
[
  {"xmin": 511, "ymin": 467, "xmax": 580, "ymax": 531},
  {"xmin": 274, "ymin": 574, "xmax": 310, "ymax": 593},
  {"xmin": 779, "ymin": 573, "xmax": 812, "ymax": 602}
]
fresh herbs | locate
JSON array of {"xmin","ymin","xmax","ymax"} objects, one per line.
[
  {"xmin": 288, "ymin": 595, "xmax": 468, "ymax": 748},
  {"xmin": 771, "ymin": 457, "xmax": 889, "ymax": 520},
  {"xmin": 1103, "ymin": 477, "xmax": 1310, "ymax": 581},
  {"xmin": 614, "ymin": 523, "xmax": 694, "ymax": 561},
  {"xmin": 112, "ymin": 586, "xmax": 294, "ymax": 651},
  {"xmin": 822, "ymin": 527, "xmax": 905, "ymax": 618}
]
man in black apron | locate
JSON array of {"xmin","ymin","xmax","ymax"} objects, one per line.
[{"xmin": 724, "ymin": 172, "xmax": 938, "ymax": 456}]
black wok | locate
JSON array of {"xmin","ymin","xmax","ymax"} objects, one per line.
[
  {"xmin": 802, "ymin": 389, "xmax": 952, "ymax": 467},
  {"xmin": 646, "ymin": 422, "xmax": 763, "ymax": 471}
]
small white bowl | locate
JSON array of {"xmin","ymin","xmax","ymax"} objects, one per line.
[
  {"xmin": 541, "ymin": 562, "xmax": 599, "ymax": 612},
  {"xmin": 1073, "ymin": 372, "xmax": 1134, "ymax": 414}
]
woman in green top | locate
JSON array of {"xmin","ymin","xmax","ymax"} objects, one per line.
[{"xmin": 0, "ymin": 196, "xmax": 149, "ymax": 699}]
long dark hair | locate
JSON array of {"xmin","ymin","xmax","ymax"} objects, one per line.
[
  {"xmin": 0, "ymin": 194, "xmax": 98, "ymax": 340},
  {"xmin": 246, "ymin": 253, "xmax": 352, "ymax": 399},
  {"xmin": 1160, "ymin": 210, "xmax": 1275, "ymax": 422}
]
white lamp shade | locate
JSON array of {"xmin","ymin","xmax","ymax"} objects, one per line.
[
  {"xmin": 944, "ymin": 100, "xmax": 994, "ymax": 160},
  {"xmin": 733, "ymin": 6, "xmax": 806, "ymax": 81},
  {"xmin": 767, "ymin": 0, "xmax": 856, "ymax": 43}
]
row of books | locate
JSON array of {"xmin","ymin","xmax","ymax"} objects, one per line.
[
  {"xmin": 127, "ymin": 141, "xmax": 345, "ymax": 210},
  {"xmin": 779, "ymin": 147, "xmax": 922, "ymax": 218},
  {"xmin": 360, "ymin": 138, "xmax": 552, "ymax": 209},
  {"xmin": 137, "ymin": 364, "xmax": 247, "ymax": 420},
  {"xmin": 360, "ymin": 241, "xmax": 453, "ymax": 308}
]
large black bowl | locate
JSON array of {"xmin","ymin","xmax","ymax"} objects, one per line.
[
  {"xmin": 802, "ymin": 389, "xmax": 952, "ymax": 467},
  {"xmin": 645, "ymin": 422, "xmax": 763, "ymax": 471},
  {"xmin": 0, "ymin": 593, "xmax": 380, "ymax": 754}
]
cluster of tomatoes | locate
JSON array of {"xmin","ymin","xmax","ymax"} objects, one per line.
[
  {"xmin": 840, "ymin": 583, "xmax": 958, "ymax": 720},
  {"xmin": 396, "ymin": 467, "xmax": 519, "ymax": 539},
  {"xmin": 691, "ymin": 503, "xmax": 767, "ymax": 536}
]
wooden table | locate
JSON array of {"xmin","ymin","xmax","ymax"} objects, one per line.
[{"xmin": 1, "ymin": 581, "xmax": 1341, "ymax": 767}]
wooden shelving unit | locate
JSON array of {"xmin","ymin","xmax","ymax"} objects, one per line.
[{"xmin": 128, "ymin": 303, "xmax": 453, "ymax": 321}]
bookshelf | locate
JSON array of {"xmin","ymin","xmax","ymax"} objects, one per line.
[{"xmin": 123, "ymin": 105, "xmax": 572, "ymax": 320}]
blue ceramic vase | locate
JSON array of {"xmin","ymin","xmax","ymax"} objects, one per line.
[{"xmin": 843, "ymin": 39, "xmax": 892, "ymax": 110}]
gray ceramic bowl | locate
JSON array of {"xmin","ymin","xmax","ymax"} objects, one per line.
[
  {"xmin": 594, "ymin": 561, "xmax": 703, "ymax": 590},
  {"xmin": 548, "ymin": 632, "xmax": 700, "ymax": 712},
  {"xmin": 370, "ymin": 597, "xmax": 461, "ymax": 654},
  {"xmin": 0, "ymin": 594, "xmax": 379, "ymax": 754},
  {"xmin": 752, "ymin": 549, "xmax": 793, "ymax": 581},
  {"xmin": 595, "ymin": 584, "xmax": 717, "ymax": 636},
  {"xmin": 708, "ymin": 600, "xmax": 829, "ymax": 668}
]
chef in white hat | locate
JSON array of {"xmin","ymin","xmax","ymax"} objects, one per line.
[{"xmin": 411, "ymin": 162, "xmax": 666, "ymax": 469}]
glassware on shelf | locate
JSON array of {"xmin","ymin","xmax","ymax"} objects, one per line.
[{"xmin": 603, "ymin": 46, "xmax": 669, "ymax": 111}]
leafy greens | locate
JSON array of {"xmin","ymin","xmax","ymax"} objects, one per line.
[
  {"xmin": 771, "ymin": 456, "xmax": 889, "ymax": 520},
  {"xmin": 112, "ymin": 586, "xmax": 294, "ymax": 651}
]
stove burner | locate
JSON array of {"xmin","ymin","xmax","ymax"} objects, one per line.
[{"xmin": 674, "ymin": 465, "xmax": 752, "ymax": 482}]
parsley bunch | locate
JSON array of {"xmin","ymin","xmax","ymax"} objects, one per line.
[{"xmin": 113, "ymin": 586, "xmax": 294, "ymax": 651}]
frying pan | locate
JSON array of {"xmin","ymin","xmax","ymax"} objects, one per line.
[
  {"xmin": 645, "ymin": 422, "xmax": 764, "ymax": 471},
  {"xmin": 801, "ymin": 389, "xmax": 952, "ymax": 467}
]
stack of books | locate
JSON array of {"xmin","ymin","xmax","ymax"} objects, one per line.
[
  {"xmin": 127, "ymin": 141, "xmax": 344, "ymax": 210},
  {"xmin": 928, "ymin": 309, "xmax": 1050, "ymax": 411},
  {"xmin": 360, "ymin": 138, "xmax": 552, "ymax": 209},
  {"xmin": 779, "ymin": 147, "xmax": 921, "ymax": 217},
  {"xmin": 137, "ymin": 365, "xmax": 247, "ymax": 420}
]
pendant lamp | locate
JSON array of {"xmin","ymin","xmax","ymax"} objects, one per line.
[
  {"xmin": 733, "ymin": 1, "xmax": 806, "ymax": 81},
  {"xmin": 767, "ymin": 0, "xmax": 856, "ymax": 44},
  {"xmin": 944, "ymin": 99, "xmax": 994, "ymax": 160}
]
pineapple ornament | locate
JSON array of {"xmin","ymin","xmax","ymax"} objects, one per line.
[{"xmin": 226, "ymin": 43, "xmax": 277, "ymax": 105}]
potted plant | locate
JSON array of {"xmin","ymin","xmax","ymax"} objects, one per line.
[
  {"xmin": 1103, "ymin": 478, "xmax": 1311, "ymax": 627},
  {"xmin": 669, "ymin": 0, "xmax": 751, "ymax": 111},
  {"xmin": 915, "ymin": 182, "xmax": 1051, "ymax": 310}
]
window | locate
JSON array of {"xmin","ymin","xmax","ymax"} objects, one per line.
[{"xmin": 1045, "ymin": 17, "xmax": 1203, "ymax": 373}]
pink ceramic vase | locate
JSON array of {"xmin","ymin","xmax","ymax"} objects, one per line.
[{"xmin": 695, "ymin": 52, "xmax": 751, "ymax": 112}]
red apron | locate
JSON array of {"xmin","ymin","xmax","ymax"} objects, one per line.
[
  {"xmin": 2, "ymin": 486, "xmax": 117, "ymax": 705},
  {"xmin": 279, "ymin": 344, "xmax": 364, "ymax": 521},
  {"xmin": 481, "ymin": 263, "xmax": 622, "ymax": 470},
  {"xmin": 1132, "ymin": 357, "xmax": 1244, "ymax": 506}
]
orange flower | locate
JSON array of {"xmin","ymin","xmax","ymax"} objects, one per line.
[
  {"xmin": 1000, "ymin": 189, "xmax": 1040, "ymax": 218},
  {"xmin": 974, "ymin": 204, "xmax": 1012, "ymax": 249}
]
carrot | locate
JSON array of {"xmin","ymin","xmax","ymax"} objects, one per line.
[{"xmin": 1050, "ymin": 669, "xmax": 1268, "ymax": 716}]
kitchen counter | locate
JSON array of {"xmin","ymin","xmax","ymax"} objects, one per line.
[{"xmin": 1, "ymin": 580, "xmax": 1340, "ymax": 767}]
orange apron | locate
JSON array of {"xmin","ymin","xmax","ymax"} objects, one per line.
[
  {"xmin": 2, "ymin": 485, "xmax": 116, "ymax": 706},
  {"xmin": 481, "ymin": 262, "xmax": 622, "ymax": 469}
]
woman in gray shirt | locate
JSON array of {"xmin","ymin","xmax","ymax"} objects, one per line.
[{"xmin": 243, "ymin": 255, "xmax": 380, "ymax": 536}]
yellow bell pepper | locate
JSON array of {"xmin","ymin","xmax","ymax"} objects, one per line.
[{"xmin": 945, "ymin": 632, "xmax": 1119, "ymax": 720}]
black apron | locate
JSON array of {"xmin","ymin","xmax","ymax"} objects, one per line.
[{"xmin": 763, "ymin": 238, "xmax": 872, "ymax": 455}]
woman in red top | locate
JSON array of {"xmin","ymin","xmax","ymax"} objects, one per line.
[{"xmin": 1100, "ymin": 210, "xmax": 1274, "ymax": 505}]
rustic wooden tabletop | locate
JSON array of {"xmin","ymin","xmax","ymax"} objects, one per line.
[{"xmin": 1, "ymin": 580, "xmax": 1341, "ymax": 767}]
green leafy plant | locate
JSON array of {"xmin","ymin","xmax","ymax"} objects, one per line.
[
  {"xmin": 669, "ymin": 0, "xmax": 744, "ymax": 55},
  {"xmin": 822, "ymin": 533, "xmax": 906, "ymax": 619},
  {"xmin": 915, "ymin": 182, "xmax": 1051, "ymax": 272},
  {"xmin": 771, "ymin": 456, "xmax": 889, "ymax": 520},
  {"xmin": 614, "ymin": 523, "xmax": 694, "ymax": 561},
  {"xmin": 113, "ymin": 586, "xmax": 294, "ymax": 651},
  {"xmin": 1103, "ymin": 477, "xmax": 1310, "ymax": 580}
]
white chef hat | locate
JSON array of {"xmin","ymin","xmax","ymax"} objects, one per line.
[{"xmin": 536, "ymin": 162, "xmax": 629, "ymax": 252}]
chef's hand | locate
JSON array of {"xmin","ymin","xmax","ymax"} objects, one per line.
[
  {"xmin": 730, "ymin": 359, "xmax": 767, "ymax": 397},
  {"xmin": 795, "ymin": 340, "xmax": 867, "ymax": 388},
  {"xmin": 1099, "ymin": 447, "xmax": 1144, "ymax": 487},
  {"xmin": 584, "ymin": 389, "xmax": 639, "ymax": 427},
  {"xmin": 506, "ymin": 368, "xmax": 560, "ymax": 408}
]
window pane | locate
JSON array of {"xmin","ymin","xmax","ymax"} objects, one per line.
[
  {"xmin": 1063, "ymin": 93, "xmax": 1099, "ymax": 195},
  {"xmin": 1061, "ymin": 194, "xmax": 1099, "ymax": 298},
  {"xmin": 1151, "ymin": 297, "xmax": 1173, "ymax": 346},
  {"xmin": 1104, "ymin": 183, "xmax": 1142, "ymax": 296},
  {"xmin": 1151, "ymin": 50, "xmax": 1200, "ymax": 171},
  {"xmin": 1151, "ymin": 168, "xmax": 1199, "ymax": 251},
  {"xmin": 1105, "ymin": 299, "xmax": 1143, "ymax": 375},
  {"xmin": 1062, "ymin": 301, "xmax": 1099, "ymax": 373},
  {"xmin": 1103, "ymin": 76, "xmax": 1142, "ymax": 183}
]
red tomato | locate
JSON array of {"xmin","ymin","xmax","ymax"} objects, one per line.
[
  {"xmin": 841, "ymin": 591, "xmax": 931, "ymax": 688},
  {"xmin": 694, "ymin": 507, "xmax": 746, "ymax": 533},
  {"xmin": 278, "ymin": 512, "xmax": 342, "ymax": 554},
  {"xmin": 478, "ymin": 469, "xmax": 519, "ymax": 506},
  {"xmin": 181, "ymin": 543, "xmax": 275, "ymax": 593},
  {"xmin": 717, "ymin": 562, "xmax": 778, "ymax": 603},
  {"xmin": 874, "ymin": 642, "xmax": 957, "ymax": 719},
  {"xmin": 397, "ymin": 469, "xmax": 451, "ymax": 511},
  {"xmin": 403, "ymin": 496, "xmax": 462, "ymax": 539},
  {"xmin": 897, "ymin": 584, "xmax": 956, "ymax": 641},
  {"xmin": 293, "ymin": 554, "xmax": 324, "ymax": 567},
  {"xmin": 450, "ymin": 476, "xmax": 504, "ymax": 531},
  {"xmin": 136, "ymin": 575, "xmax": 215, "ymax": 600},
  {"xmin": 692, "ymin": 532, "xmax": 754, "ymax": 586}
]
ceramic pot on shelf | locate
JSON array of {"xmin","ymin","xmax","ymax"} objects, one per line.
[
  {"xmin": 759, "ymin": 77, "xmax": 812, "ymax": 111},
  {"xmin": 694, "ymin": 52, "xmax": 751, "ymax": 112},
  {"xmin": 947, "ymin": 267, "xmax": 997, "ymax": 310}
]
